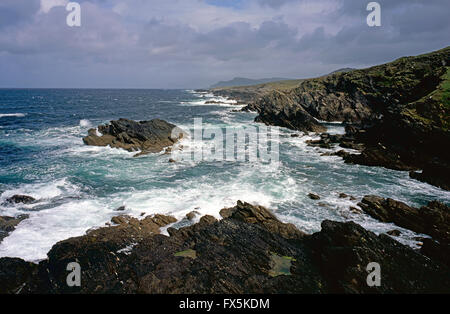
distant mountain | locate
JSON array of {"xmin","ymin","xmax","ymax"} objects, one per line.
[{"xmin": 210, "ymin": 77, "xmax": 292, "ymax": 89}]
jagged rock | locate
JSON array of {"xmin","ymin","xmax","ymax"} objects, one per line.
[
  {"xmin": 308, "ymin": 193, "xmax": 321, "ymax": 200},
  {"xmin": 358, "ymin": 196, "xmax": 450, "ymax": 243},
  {"xmin": 5, "ymin": 195, "xmax": 36, "ymax": 204},
  {"xmin": 254, "ymin": 91, "xmax": 326, "ymax": 133},
  {"xmin": 0, "ymin": 201, "xmax": 449, "ymax": 294},
  {"xmin": 246, "ymin": 47, "xmax": 450, "ymax": 190},
  {"xmin": 83, "ymin": 118, "xmax": 186, "ymax": 157},
  {"xmin": 0, "ymin": 214, "xmax": 29, "ymax": 243},
  {"xmin": 114, "ymin": 206, "xmax": 126, "ymax": 211},
  {"xmin": 410, "ymin": 160, "xmax": 450, "ymax": 191},
  {"xmin": 220, "ymin": 200, "xmax": 305, "ymax": 240},
  {"xmin": 344, "ymin": 144, "xmax": 416, "ymax": 171}
]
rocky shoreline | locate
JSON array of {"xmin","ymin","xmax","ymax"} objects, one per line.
[
  {"xmin": 212, "ymin": 47, "xmax": 450, "ymax": 191},
  {"xmin": 1, "ymin": 200, "xmax": 449, "ymax": 294}
]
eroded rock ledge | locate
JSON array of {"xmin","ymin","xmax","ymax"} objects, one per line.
[
  {"xmin": 83, "ymin": 118, "xmax": 185, "ymax": 157},
  {"xmin": 1, "ymin": 201, "xmax": 448, "ymax": 294},
  {"xmin": 358, "ymin": 196, "xmax": 450, "ymax": 266}
]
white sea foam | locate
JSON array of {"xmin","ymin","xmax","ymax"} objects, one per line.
[
  {"xmin": 2, "ymin": 91, "xmax": 450, "ymax": 262},
  {"xmin": 79, "ymin": 119, "xmax": 92, "ymax": 128},
  {"xmin": 0, "ymin": 113, "xmax": 26, "ymax": 118}
]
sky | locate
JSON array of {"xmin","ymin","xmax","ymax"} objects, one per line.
[{"xmin": 0, "ymin": 0, "xmax": 449, "ymax": 88}]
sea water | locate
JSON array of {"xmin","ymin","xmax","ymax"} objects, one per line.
[{"xmin": 1, "ymin": 89, "xmax": 449, "ymax": 261}]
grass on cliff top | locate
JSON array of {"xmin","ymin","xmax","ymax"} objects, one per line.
[
  {"xmin": 211, "ymin": 79, "xmax": 305, "ymax": 94},
  {"xmin": 440, "ymin": 67, "xmax": 450, "ymax": 107},
  {"xmin": 402, "ymin": 66, "xmax": 450, "ymax": 130}
]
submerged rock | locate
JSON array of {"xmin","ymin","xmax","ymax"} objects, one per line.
[{"xmin": 83, "ymin": 118, "xmax": 186, "ymax": 157}]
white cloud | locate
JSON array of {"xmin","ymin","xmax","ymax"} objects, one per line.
[{"xmin": 39, "ymin": 0, "xmax": 68, "ymax": 14}]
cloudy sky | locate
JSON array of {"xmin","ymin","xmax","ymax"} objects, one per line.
[{"xmin": 0, "ymin": 0, "xmax": 449, "ymax": 88}]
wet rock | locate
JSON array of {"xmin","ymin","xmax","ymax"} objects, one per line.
[
  {"xmin": 83, "ymin": 118, "xmax": 186, "ymax": 157},
  {"xmin": 168, "ymin": 158, "xmax": 176, "ymax": 163},
  {"xmin": 254, "ymin": 91, "xmax": 326, "ymax": 133},
  {"xmin": 349, "ymin": 206, "xmax": 362, "ymax": 214},
  {"xmin": 410, "ymin": 160, "xmax": 450, "ymax": 191},
  {"xmin": 344, "ymin": 144, "xmax": 416, "ymax": 171},
  {"xmin": 339, "ymin": 193, "xmax": 348, "ymax": 199},
  {"xmin": 0, "ymin": 214, "xmax": 29, "ymax": 243},
  {"xmin": 1, "ymin": 202, "xmax": 449, "ymax": 294},
  {"xmin": 358, "ymin": 196, "xmax": 450, "ymax": 243},
  {"xmin": 5, "ymin": 195, "xmax": 36, "ymax": 204},
  {"xmin": 308, "ymin": 193, "xmax": 321, "ymax": 200},
  {"xmin": 186, "ymin": 211, "xmax": 200, "ymax": 221},
  {"xmin": 114, "ymin": 206, "xmax": 126, "ymax": 211},
  {"xmin": 387, "ymin": 230, "xmax": 402, "ymax": 237},
  {"xmin": 220, "ymin": 200, "xmax": 305, "ymax": 240}
]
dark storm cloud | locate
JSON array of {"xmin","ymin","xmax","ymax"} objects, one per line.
[{"xmin": 0, "ymin": 0, "xmax": 448, "ymax": 88}]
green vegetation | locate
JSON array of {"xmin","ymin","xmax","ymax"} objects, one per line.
[
  {"xmin": 268, "ymin": 252, "xmax": 296, "ymax": 277},
  {"xmin": 174, "ymin": 249, "xmax": 197, "ymax": 259}
]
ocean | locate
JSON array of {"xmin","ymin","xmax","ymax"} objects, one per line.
[{"xmin": 1, "ymin": 88, "xmax": 449, "ymax": 262}]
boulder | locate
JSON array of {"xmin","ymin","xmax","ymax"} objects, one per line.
[
  {"xmin": 308, "ymin": 193, "xmax": 321, "ymax": 200},
  {"xmin": 83, "ymin": 118, "xmax": 186, "ymax": 157}
]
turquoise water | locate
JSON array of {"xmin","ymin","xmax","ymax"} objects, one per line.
[{"xmin": 1, "ymin": 89, "xmax": 449, "ymax": 261}]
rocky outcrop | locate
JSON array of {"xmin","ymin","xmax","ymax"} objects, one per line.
[
  {"xmin": 4, "ymin": 195, "xmax": 36, "ymax": 204},
  {"xmin": 358, "ymin": 196, "xmax": 450, "ymax": 243},
  {"xmin": 254, "ymin": 91, "xmax": 326, "ymax": 133},
  {"xmin": 1, "ymin": 201, "xmax": 449, "ymax": 294},
  {"xmin": 358, "ymin": 195, "xmax": 450, "ymax": 266},
  {"xmin": 0, "ymin": 214, "xmax": 29, "ymax": 243},
  {"xmin": 83, "ymin": 118, "xmax": 185, "ymax": 157},
  {"xmin": 247, "ymin": 47, "xmax": 450, "ymax": 189}
]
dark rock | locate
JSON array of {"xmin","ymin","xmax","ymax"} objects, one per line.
[
  {"xmin": 186, "ymin": 211, "xmax": 200, "ymax": 221},
  {"xmin": 386, "ymin": 230, "xmax": 402, "ymax": 237},
  {"xmin": 308, "ymin": 193, "xmax": 321, "ymax": 200},
  {"xmin": 339, "ymin": 193, "xmax": 348, "ymax": 199},
  {"xmin": 358, "ymin": 196, "xmax": 450, "ymax": 244},
  {"xmin": 308, "ymin": 220, "xmax": 449, "ymax": 293},
  {"xmin": 83, "ymin": 118, "xmax": 186, "ymax": 157},
  {"xmin": 0, "ymin": 201, "xmax": 449, "ymax": 294},
  {"xmin": 254, "ymin": 91, "xmax": 326, "ymax": 133},
  {"xmin": 410, "ymin": 160, "xmax": 450, "ymax": 191},
  {"xmin": 168, "ymin": 158, "xmax": 176, "ymax": 163},
  {"xmin": 421, "ymin": 239, "xmax": 450, "ymax": 267},
  {"xmin": 344, "ymin": 144, "xmax": 416, "ymax": 171},
  {"xmin": 0, "ymin": 214, "xmax": 29, "ymax": 243},
  {"xmin": 5, "ymin": 195, "xmax": 36, "ymax": 204},
  {"xmin": 220, "ymin": 200, "xmax": 305, "ymax": 240},
  {"xmin": 114, "ymin": 206, "xmax": 126, "ymax": 211}
]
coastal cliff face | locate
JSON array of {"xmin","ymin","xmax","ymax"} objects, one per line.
[
  {"xmin": 1, "ymin": 201, "xmax": 449, "ymax": 294},
  {"xmin": 243, "ymin": 47, "xmax": 450, "ymax": 190}
]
